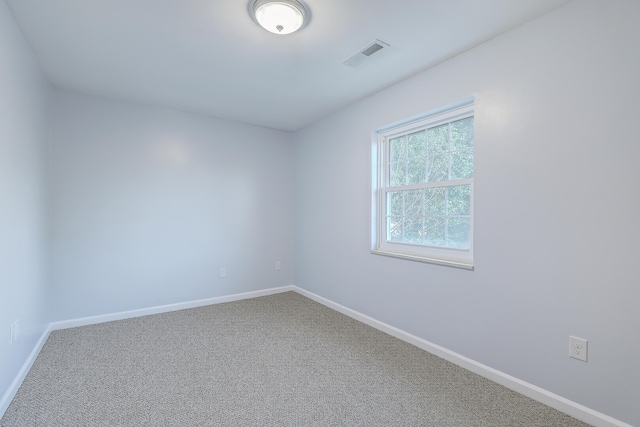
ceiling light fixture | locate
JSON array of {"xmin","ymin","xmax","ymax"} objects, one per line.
[{"xmin": 252, "ymin": 0, "xmax": 307, "ymax": 35}]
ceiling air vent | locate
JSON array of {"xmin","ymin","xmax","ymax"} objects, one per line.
[{"xmin": 343, "ymin": 39, "xmax": 390, "ymax": 68}]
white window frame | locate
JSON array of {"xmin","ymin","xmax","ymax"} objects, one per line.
[{"xmin": 371, "ymin": 100, "xmax": 474, "ymax": 270}]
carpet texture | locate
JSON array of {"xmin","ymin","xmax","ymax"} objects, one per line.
[{"xmin": 1, "ymin": 292, "xmax": 591, "ymax": 426}]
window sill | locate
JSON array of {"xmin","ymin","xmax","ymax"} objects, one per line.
[{"xmin": 371, "ymin": 249, "xmax": 474, "ymax": 270}]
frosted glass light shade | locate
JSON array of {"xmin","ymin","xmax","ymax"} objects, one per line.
[{"xmin": 253, "ymin": 0, "xmax": 306, "ymax": 35}]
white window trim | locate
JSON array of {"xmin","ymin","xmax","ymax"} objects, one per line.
[{"xmin": 371, "ymin": 99, "xmax": 475, "ymax": 270}]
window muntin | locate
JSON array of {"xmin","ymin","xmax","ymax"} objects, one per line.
[{"xmin": 373, "ymin": 102, "xmax": 474, "ymax": 269}]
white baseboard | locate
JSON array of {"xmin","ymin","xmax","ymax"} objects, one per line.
[
  {"xmin": 292, "ymin": 286, "xmax": 631, "ymax": 427},
  {"xmin": 0, "ymin": 325, "xmax": 52, "ymax": 419},
  {"xmin": 50, "ymin": 285, "xmax": 295, "ymax": 331}
]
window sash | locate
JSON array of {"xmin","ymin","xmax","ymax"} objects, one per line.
[
  {"xmin": 381, "ymin": 179, "xmax": 473, "ymax": 250},
  {"xmin": 372, "ymin": 102, "xmax": 474, "ymax": 269}
]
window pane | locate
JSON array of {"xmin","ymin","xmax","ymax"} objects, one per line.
[
  {"xmin": 428, "ymin": 154, "xmax": 449, "ymax": 182},
  {"xmin": 408, "ymin": 131, "xmax": 426, "ymax": 158},
  {"xmin": 407, "ymin": 158, "xmax": 426, "ymax": 184},
  {"xmin": 451, "ymin": 149, "xmax": 473, "ymax": 179},
  {"xmin": 390, "ymin": 136, "xmax": 407, "ymax": 162},
  {"xmin": 378, "ymin": 105, "xmax": 474, "ymax": 260},
  {"xmin": 387, "ymin": 191, "xmax": 403, "ymax": 216},
  {"xmin": 447, "ymin": 217, "xmax": 471, "ymax": 249},
  {"xmin": 387, "ymin": 216, "xmax": 403, "ymax": 242},
  {"xmin": 390, "ymin": 161, "xmax": 406, "ymax": 186},
  {"xmin": 425, "ymin": 217, "xmax": 446, "ymax": 247},
  {"xmin": 428, "ymin": 124, "xmax": 449, "ymax": 154},
  {"xmin": 450, "ymin": 117, "xmax": 474, "ymax": 150},
  {"xmin": 424, "ymin": 187, "xmax": 446, "ymax": 215},
  {"xmin": 404, "ymin": 216, "xmax": 423, "ymax": 244},
  {"xmin": 404, "ymin": 189, "xmax": 423, "ymax": 216},
  {"xmin": 447, "ymin": 184, "xmax": 471, "ymax": 215}
]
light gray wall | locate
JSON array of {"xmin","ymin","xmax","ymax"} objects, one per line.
[
  {"xmin": 50, "ymin": 91, "xmax": 294, "ymax": 321},
  {"xmin": 0, "ymin": 0, "xmax": 50, "ymax": 405},
  {"xmin": 293, "ymin": 0, "xmax": 640, "ymax": 425}
]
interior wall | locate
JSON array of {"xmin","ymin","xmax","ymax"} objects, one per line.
[
  {"xmin": 0, "ymin": 0, "xmax": 50, "ymax": 407},
  {"xmin": 50, "ymin": 91, "xmax": 294, "ymax": 321},
  {"xmin": 293, "ymin": 0, "xmax": 640, "ymax": 425}
]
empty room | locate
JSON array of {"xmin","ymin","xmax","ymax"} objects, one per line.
[{"xmin": 1, "ymin": 0, "xmax": 638, "ymax": 425}]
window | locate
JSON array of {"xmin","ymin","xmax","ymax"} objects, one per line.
[{"xmin": 372, "ymin": 101, "xmax": 474, "ymax": 269}]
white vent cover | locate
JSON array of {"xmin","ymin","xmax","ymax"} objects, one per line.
[{"xmin": 343, "ymin": 39, "xmax": 390, "ymax": 68}]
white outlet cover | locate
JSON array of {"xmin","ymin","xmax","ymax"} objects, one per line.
[
  {"xmin": 569, "ymin": 336, "xmax": 588, "ymax": 362},
  {"xmin": 10, "ymin": 320, "xmax": 19, "ymax": 344}
]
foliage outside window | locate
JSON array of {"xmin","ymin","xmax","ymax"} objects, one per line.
[{"xmin": 372, "ymin": 102, "xmax": 474, "ymax": 269}]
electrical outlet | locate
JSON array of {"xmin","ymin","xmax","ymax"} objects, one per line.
[
  {"xmin": 275, "ymin": 261, "xmax": 281, "ymax": 271},
  {"xmin": 569, "ymin": 336, "xmax": 588, "ymax": 362},
  {"xmin": 10, "ymin": 320, "xmax": 20, "ymax": 344},
  {"xmin": 219, "ymin": 267, "xmax": 227, "ymax": 278}
]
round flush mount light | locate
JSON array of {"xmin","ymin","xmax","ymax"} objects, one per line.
[{"xmin": 252, "ymin": 0, "xmax": 307, "ymax": 35}]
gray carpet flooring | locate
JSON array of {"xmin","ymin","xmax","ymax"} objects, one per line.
[{"xmin": 1, "ymin": 291, "xmax": 591, "ymax": 426}]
